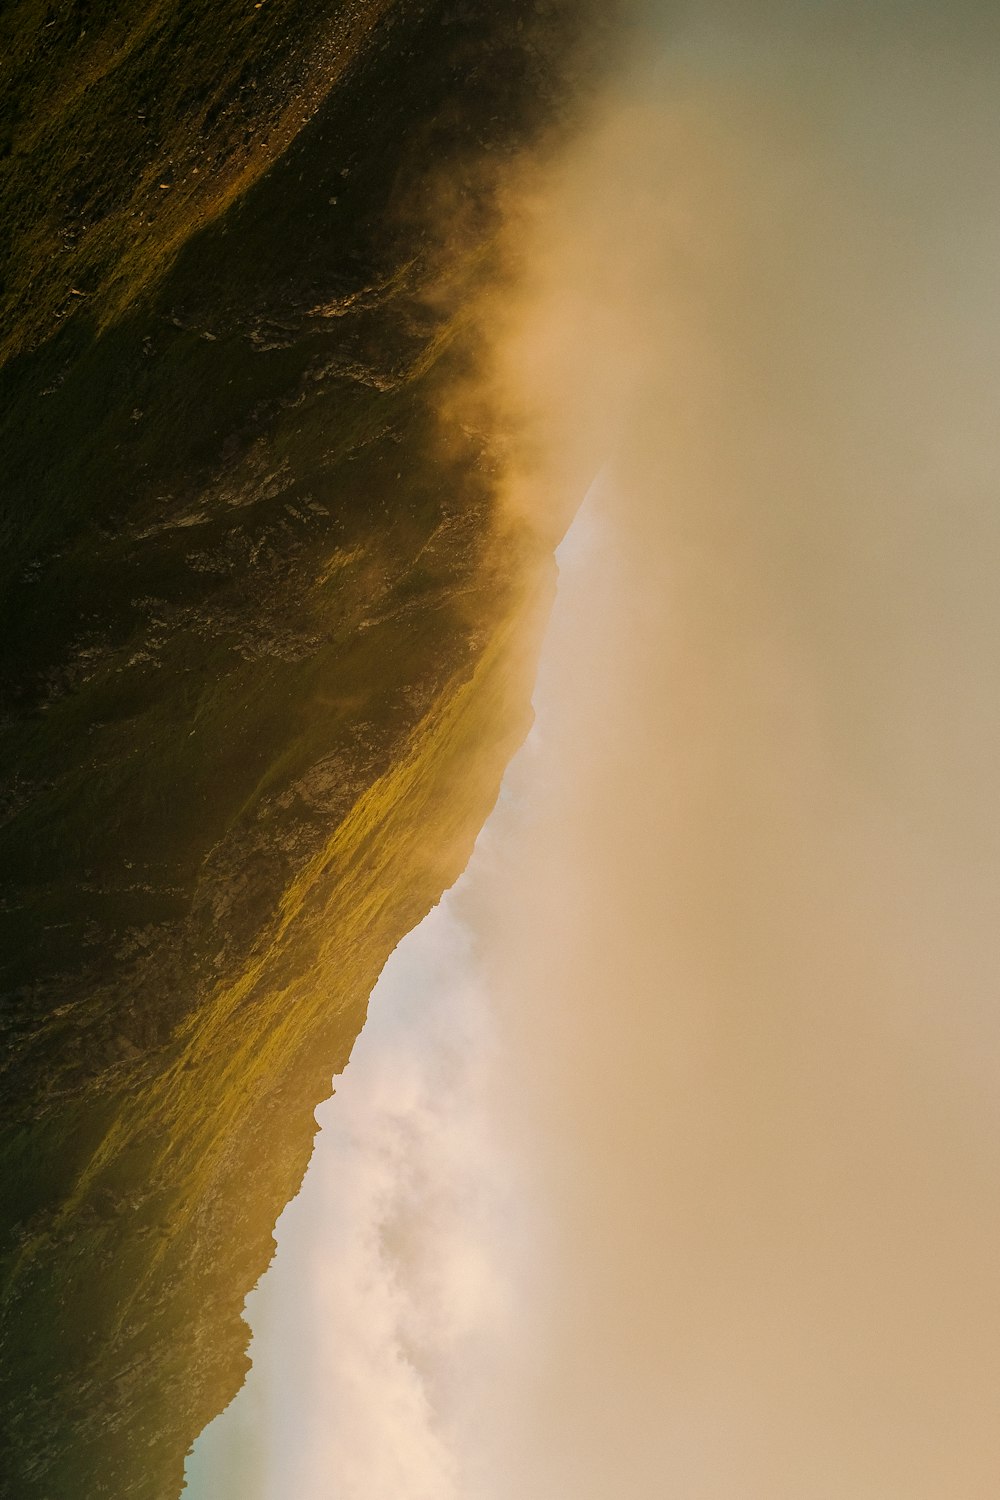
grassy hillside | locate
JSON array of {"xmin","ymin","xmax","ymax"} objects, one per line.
[
  {"xmin": 0, "ymin": 2, "xmax": 608, "ymax": 1495},
  {"xmin": 0, "ymin": 0, "xmax": 394, "ymax": 365}
]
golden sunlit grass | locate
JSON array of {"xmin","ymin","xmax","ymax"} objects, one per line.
[{"xmin": 84, "ymin": 605, "xmax": 543, "ymax": 1322}]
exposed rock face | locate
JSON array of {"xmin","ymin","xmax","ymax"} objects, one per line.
[{"xmin": 0, "ymin": 4, "xmax": 608, "ymax": 1495}]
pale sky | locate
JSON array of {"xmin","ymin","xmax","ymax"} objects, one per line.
[{"xmin": 189, "ymin": 4, "xmax": 1000, "ymax": 1495}]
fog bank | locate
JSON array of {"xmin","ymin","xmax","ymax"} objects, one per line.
[
  {"xmin": 190, "ymin": 6, "xmax": 1000, "ymax": 1494},
  {"xmin": 465, "ymin": 4, "xmax": 1000, "ymax": 1495}
]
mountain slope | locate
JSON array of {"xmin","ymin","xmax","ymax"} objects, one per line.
[{"xmin": 0, "ymin": 4, "xmax": 607, "ymax": 1495}]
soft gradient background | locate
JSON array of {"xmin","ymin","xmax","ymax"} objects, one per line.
[{"xmin": 189, "ymin": 4, "xmax": 1000, "ymax": 1495}]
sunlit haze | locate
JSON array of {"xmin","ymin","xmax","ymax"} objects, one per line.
[{"xmin": 191, "ymin": 3, "xmax": 1000, "ymax": 1495}]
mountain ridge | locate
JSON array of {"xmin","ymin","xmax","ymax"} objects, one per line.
[{"xmin": 0, "ymin": 2, "xmax": 610, "ymax": 1493}]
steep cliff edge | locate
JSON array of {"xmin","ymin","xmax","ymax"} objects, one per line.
[{"xmin": 0, "ymin": 4, "xmax": 606, "ymax": 1495}]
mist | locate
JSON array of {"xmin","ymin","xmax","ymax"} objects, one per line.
[
  {"xmin": 462, "ymin": 3, "xmax": 1000, "ymax": 1496},
  {"xmin": 190, "ymin": 4, "xmax": 1000, "ymax": 1495}
]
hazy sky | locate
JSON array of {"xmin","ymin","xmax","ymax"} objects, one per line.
[{"xmin": 189, "ymin": 3, "xmax": 1000, "ymax": 1495}]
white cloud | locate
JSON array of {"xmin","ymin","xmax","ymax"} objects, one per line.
[{"xmin": 186, "ymin": 896, "xmax": 524, "ymax": 1500}]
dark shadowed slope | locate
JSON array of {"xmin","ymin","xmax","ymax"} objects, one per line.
[{"xmin": 0, "ymin": 4, "xmax": 610, "ymax": 1495}]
